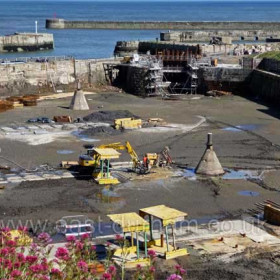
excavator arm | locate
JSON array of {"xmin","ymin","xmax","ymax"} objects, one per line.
[
  {"xmin": 125, "ymin": 141, "xmax": 140, "ymax": 165},
  {"xmin": 98, "ymin": 142, "xmax": 126, "ymax": 150}
]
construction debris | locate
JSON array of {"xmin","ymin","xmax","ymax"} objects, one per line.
[
  {"xmin": 206, "ymin": 90, "xmax": 232, "ymax": 97},
  {"xmin": 53, "ymin": 116, "xmax": 72, "ymax": 123},
  {"xmin": 83, "ymin": 110, "xmax": 138, "ymax": 123},
  {"xmin": 195, "ymin": 133, "xmax": 225, "ymax": 176},
  {"xmin": 114, "ymin": 118, "xmax": 142, "ymax": 130}
]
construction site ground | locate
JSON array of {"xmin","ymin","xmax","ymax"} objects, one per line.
[{"xmin": 1, "ymin": 92, "xmax": 280, "ymax": 278}]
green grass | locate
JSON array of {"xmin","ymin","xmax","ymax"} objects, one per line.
[{"xmin": 257, "ymin": 51, "xmax": 280, "ymax": 61}]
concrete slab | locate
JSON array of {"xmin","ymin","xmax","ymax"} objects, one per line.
[
  {"xmin": 51, "ymin": 124, "xmax": 63, "ymax": 129},
  {"xmin": 27, "ymin": 125, "xmax": 40, "ymax": 130},
  {"xmin": 23, "ymin": 174, "xmax": 45, "ymax": 181},
  {"xmin": 0, "ymin": 181, "xmax": 8, "ymax": 184},
  {"xmin": 17, "ymin": 126, "xmax": 28, "ymax": 130},
  {"xmin": 62, "ymin": 124, "xmax": 77, "ymax": 130},
  {"xmin": 7, "ymin": 177, "xmax": 25, "ymax": 183},
  {"xmin": 42, "ymin": 174, "xmax": 62, "ymax": 180},
  {"xmin": 59, "ymin": 172, "xmax": 75, "ymax": 178},
  {"xmin": 37, "ymin": 125, "xmax": 53, "ymax": 130},
  {"xmin": 1, "ymin": 127, "xmax": 16, "ymax": 132}
]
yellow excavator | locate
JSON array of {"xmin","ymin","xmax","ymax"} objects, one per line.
[{"xmin": 79, "ymin": 142, "xmax": 172, "ymax": 174}]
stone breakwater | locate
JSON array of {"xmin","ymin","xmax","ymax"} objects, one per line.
[
  {"xmin": 0, "ymin": 33, "xmax": 54, "ymax": 53},
  {"xmin": 46, "ymin": 19, "xmax": 280, "ymax": 31}
]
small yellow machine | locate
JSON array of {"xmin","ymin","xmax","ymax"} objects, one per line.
[
  {"xmin": 139, "ymin": 205, "xmax": 188, "ymax": 260},
  {"xmin": 108, "ymin": 212, "xmax": 151, "ymax": 268},
  {"xmin": 114, "ymin": 118, "xmax": 142, "ymax": 130},
  {"xmin": 91, "ymin": 148, "xmax": 121, "ymax": 185}
]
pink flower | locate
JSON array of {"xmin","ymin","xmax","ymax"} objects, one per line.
[
  {"xmin": 149, "ymin": 266, "xmax": 156, "ymax": 273},
  {"xmin": 51, "ymin": 268, "xmax": 61, "ymax": 275},
  {"xmin": 0, "ymin": 227, "xmax": 10, "ymax": 232},
  {"xmin": 81, "ymin": 233, "xmax": 90, "ymax": 240},
  {"xmin": 148, "ymin": 249, "xmax": 156, "ymax": 258},
  {"xmin": 75, "ymin": 241, "xmax": 84, "ymax": 251},
  {"xmin": 167, "ymin": 274, "xmax": 182, "ymax": 280},
  {"xmin": 29, "ymin": 264, "xmax": 43, "ymax": 273},
  {"xmin": 37, "ymin": 232, "xmax": 52, "ymax": 244},
  {"xmin": 0, "ymin": 248, "xmax": 9, "ymax": 256},
  {"xmin": 175, "ymin": 264, "xmax": 181, "ymax": 270},
  {"xmin": 77, "ymin": 260, "xmax": 88, "ymax": 272},
  {"xmin": 18, "ymin": 226, "xmax": 28, "ymax": 232},
  {"xmin": 179, "ymin": 268, "xmax": 186, "ymax": 275},
  {"xmin": 6, "ymin": 240, "xmax": 16, "ymax": 247},
  {"xmin": 108, "ymin": 265, "xmax": 117, "ymax": 275},
  {"xmin": 115, "ymin": 234, "xmax": 124, "ymax": 241},
  {"xmin": 26, "ymin": 255, "xmax": 38, "ymax": 264},
  {"xmin": 102, "ymin": 272, "xmax": 112, "ymax": 280},
  {"xmin": 136, "ymin": 264, "xmax": 142, "ymax": 270},
  {"xmin": 66, "ymin": 235, "xmax": 76, "ymax": 242},
  {"xmin": 91, "ymin": 245, "xmax": 97, "ymax": 251},
  {"xmin": 16, "ymin": 253, "xmax": 25, "ymax": 262},
  {"xmin": 3, "ymin": 259, "xmax": 12, "ymax": 269},
  {"xmin": 55, "ymin": 247, "xmax": 69, "ymax": 261},
  {"xmin": 13, "ymin": 262, "xmax": 21, "ymax": 269},
  {"xmin": 11, "ymin": 270, "xmax": 22, "ymax": 277}
]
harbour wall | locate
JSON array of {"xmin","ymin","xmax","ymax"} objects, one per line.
[
  {"xmin": 46, "ymin": 19, "xmax": 280, "ymax": 31},
  {"xmin": 250, "ymin": 59, "xmax": 280, "ymax": 104},
  {"xmin": 114, "ymin": 41, "xmax": 201, "ymax": 57},
  {"xmin": 161, "ymin": 30, "xmax": 280, "ymax": 42},
  {"xmin": 0, "ymin": 57, "xmax": 120, "ymax": 97},
  {"xmin": 200, "ymin": 66, "xmax": 252, "ymax": 92},
  {"xmin": 0, "ymin": 33, "xmax": 54, "ymax": 53}
]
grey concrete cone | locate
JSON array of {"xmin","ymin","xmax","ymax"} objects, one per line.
[
  {"xmin": 69, "ymin": 81, "xmax": 89, "ymax": 111},
  {"xmin": 195, "ymin": 133, "xmax": 224, "ymax": 176}
]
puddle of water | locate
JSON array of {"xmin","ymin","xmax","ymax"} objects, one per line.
[
  {"xmin": 96, "ymin": 187, "xmax": 123, "ymax": 204},
  {"xmin": 238, "ymin": 190, "xmax": 260, "ymax": 197},
  {"xmin": 57, "ymin": 150, "xmax": 74, "ymax": 155},
  {"xmin": 72, "ymin": 131, "xmax": 99, "ymax": 143},
  {"xmin": 182, "ymin": 168, "xmax": 197, "ymax": 181},
  {"xmin": 223, "ymin": 169, "xmax": 262, "ymax": 180},
  {"xmin": 222, "ymin": 124, "xmax": 259, "ymax": 132}
]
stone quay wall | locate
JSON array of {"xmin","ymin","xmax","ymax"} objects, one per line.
[{"xmin": 0, "ymin": 57, "xmax": 120, "ymax": 97}]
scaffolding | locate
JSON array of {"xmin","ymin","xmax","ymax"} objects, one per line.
[{"xmin": 145, "ymin": 62, "xmax": 171, "ymax": 96}]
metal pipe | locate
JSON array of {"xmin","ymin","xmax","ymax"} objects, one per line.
[
  {"xmin": 144, "ymin": 232, "xmax": 148, "ymax": 258},
  {"xmin": 149, "ymin": 215, "xmax": 153, "ymax": 241},
  {"xmin": 136, "ymin": 232, "xmax": 140, "ymax": 259},
  {"xmin": 165, "ymin": 226, "xmax": 169, "ymax": 252},
  {"xmin": 207, "ymin": 133, "xmax": 213, "ymax": 149}
]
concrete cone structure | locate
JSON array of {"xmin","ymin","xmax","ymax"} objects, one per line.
[
  {"xmin": 69, "ymin": 80, "xmax": 89, "ymax": 111},
  {"xmin": 195, "ymin": 133, "xmax": 224, "ymax": 176}
]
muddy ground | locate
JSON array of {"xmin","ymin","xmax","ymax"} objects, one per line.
[{"xmin": 1, "ymin": 92, "xmax": 280, "ymax": 278}]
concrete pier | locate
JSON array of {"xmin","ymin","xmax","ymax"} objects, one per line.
[
  {"xmin": 46, "ymin": 19, "xmax": 280, "ymax": 31},
  {"xmin": 161, "ymin": 30, "xmax": 280, "ymax": 42},
  {"xmin": 0, "ymin": 33, "xmax": 54, "ymax": 53}
]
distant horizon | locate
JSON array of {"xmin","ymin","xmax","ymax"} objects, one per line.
[{"xmin": 14, "ymin": 0, "xmax": 280, "ymax": 1}]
